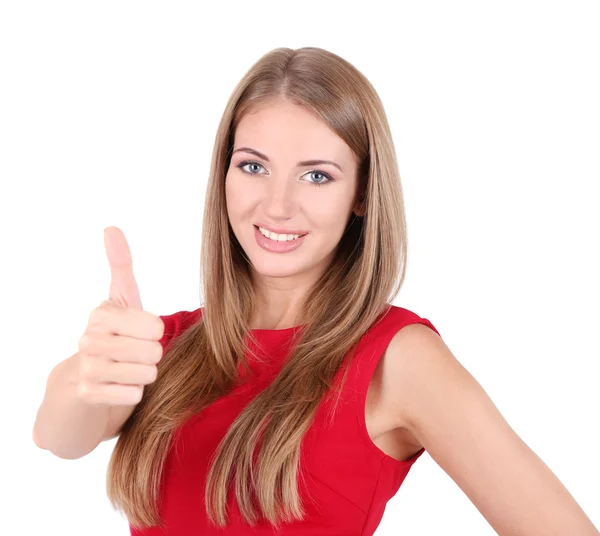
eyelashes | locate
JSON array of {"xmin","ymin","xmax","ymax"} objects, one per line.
[{"xmin": 235, "ymin": 160, "xmax": 334, "ymax": 187}]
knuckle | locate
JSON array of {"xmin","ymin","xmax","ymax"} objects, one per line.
[
  {"xmin": 88, "ymin": 306, "xmax": 106, "ymax": 327},
  {"xmin": 122, "ymin": 384, "xmax": 143, "ymax": 404},
  {"xmin": 133, "ymin": 365, "xmax": 152, "ymax": 385},
  {"xmin": 112, "ymin": 362, "xmax": 132, "ymax": 385},
  {"xmin": 78, "ymin": 355, "xmax": 96, "ymax": 380},
  {"xmin": 132, "ymin": 386, "xmax": 144, "ymax": 404},
  {"xmin": 135, "ymin": 364, "xmax": 157, "ymax": 385},
  {"xmin": 152, "ymin": 342, "xmax": 164, "ymax": 363},
  {"xmin": 155, "ymin": 317, "xmax": 165, "ymax": 339},
  {"xmin": 147, "ymin": 365, "xmax": 158, "ymax": 383},
  {"xmin": 99, "ymin": 299, "xmax": 113, "ymax": 310}
]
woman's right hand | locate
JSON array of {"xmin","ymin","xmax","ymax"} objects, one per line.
[{"xmin": 75, "ymin": 226, "xmax": 165, "ymax": 407}]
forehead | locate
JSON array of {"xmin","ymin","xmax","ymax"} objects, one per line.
[{"xmin": 234, "ymin": 101, "xmax": 356, "ymax": 164}]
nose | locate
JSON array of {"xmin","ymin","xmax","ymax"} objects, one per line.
[{"xmin": 262, "ymin": 176, "xmax": 296, "ymax": 220}]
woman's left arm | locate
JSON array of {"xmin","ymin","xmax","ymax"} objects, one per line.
[{"xmin": 384, "ymin": 323, "xmax": 599, "ymax": 536}]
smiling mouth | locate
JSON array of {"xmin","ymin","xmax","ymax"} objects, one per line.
[
  {"xmin": 253, "ymin": 224, "xmax": 308, "ymax": 252},
  {"xmin": 253, "ymin": 225, "xmax": 308, "ymax": 239}
]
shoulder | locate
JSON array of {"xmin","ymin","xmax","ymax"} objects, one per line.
[
  {"xmin": 377, "ymin": 320, "xmax": 448, "ymax": 433},
  {"xmin": 379, "ymin": 316, "xmax": 496, "ymax": 451}
]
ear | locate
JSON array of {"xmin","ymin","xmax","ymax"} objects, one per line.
[{"xmin": 353, "ymin": 193, "xmax": 366, "ymax": 217}]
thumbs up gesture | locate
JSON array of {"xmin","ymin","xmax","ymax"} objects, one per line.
[
  {"xmin": 105, "ymin": 225, "xmax": 144, "ymax": 310},
  {"xmin": 75, "ymin": 227, "xmax": 165, "ymax": 406}
]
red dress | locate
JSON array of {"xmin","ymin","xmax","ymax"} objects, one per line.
[{"xmin": 129, "ymin": 304, "xmax": 440, "ymax": 535}]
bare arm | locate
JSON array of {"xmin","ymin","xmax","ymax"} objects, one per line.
[{"xmin": 386, "ymin": 324, "xmax": 599, "ymax": 535}]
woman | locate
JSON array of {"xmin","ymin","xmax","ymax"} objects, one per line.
[{"xmin": 95, "ymin": 47, "xmax": 597, "ymax": 534}]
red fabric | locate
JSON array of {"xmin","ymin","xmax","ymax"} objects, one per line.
[{"xmin": 129, "ymin": 304, "xmax": 440, "ymax": 535}]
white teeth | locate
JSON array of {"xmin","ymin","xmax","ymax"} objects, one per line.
[{"xmin": 258, "ymin": 227, "xmax": 301, "ymax": 242}]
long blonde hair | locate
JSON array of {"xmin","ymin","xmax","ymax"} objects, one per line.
[{"xmin": 107, "ymin": 46, "xmax": 409, "ymax": 530}]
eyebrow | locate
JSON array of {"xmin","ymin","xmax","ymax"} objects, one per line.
[{"xmin": 232, "ymin": 147, "xmax": 344, "ymax": 173}]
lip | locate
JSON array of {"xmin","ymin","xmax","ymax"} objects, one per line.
[
  {"xmin": 254, "ymin": 223, "xmax": 309, "ymax": 236},
  {"xmin": 254, "ymin": 225, "xmax": 307, "ymax": 253}
]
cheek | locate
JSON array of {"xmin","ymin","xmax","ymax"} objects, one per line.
[
  {"xmin": 224, "ymin": 175, "xmax": 246, "ymax": 218},
  {"xmin": 306, "ymin": 195, "xmax": 354, "ymax": 233}
]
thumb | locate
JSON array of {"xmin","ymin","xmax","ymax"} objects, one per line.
[{"xmin": 104, "ymin": 226, "xmax": 143, "ymax": 310}]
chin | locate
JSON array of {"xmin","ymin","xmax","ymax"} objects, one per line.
[{"xmin": 249, "ymin": 257, "xmax": 306, "ymax": 279}]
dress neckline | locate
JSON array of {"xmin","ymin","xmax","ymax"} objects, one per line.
[{"xmin": 250, "ymin": 324, "xmax": 304, "ymax": 334}]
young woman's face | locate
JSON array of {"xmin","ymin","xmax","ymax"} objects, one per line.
[{"xmin": 225, "ymin": 99, "xmax": 362, "ymax": 283}]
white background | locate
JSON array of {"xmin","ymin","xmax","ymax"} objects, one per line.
[{"xmin": 1, "ymin": 1, "xmax": 598, "ymax": 534}]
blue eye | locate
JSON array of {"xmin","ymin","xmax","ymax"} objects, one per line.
[
  {"xmin": 305, "ymin": 171, "xmax": 332, "ymax": 186},
  {"xmin": 238, "ymin": 161, "xmax": 265, "ymax": 175},
  {"xmin": 236, "ymin": 160, "xmax": 334, "ymax": 187}
]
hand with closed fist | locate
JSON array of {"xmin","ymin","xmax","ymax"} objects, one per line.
[{"xmin": 75, "ymin": 226, "xmax": 165, "ymax": 406}]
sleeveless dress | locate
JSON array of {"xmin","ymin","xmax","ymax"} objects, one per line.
[{"xmin": 129, "ymin": 304, "xmax": 440, "ymax": 535}]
